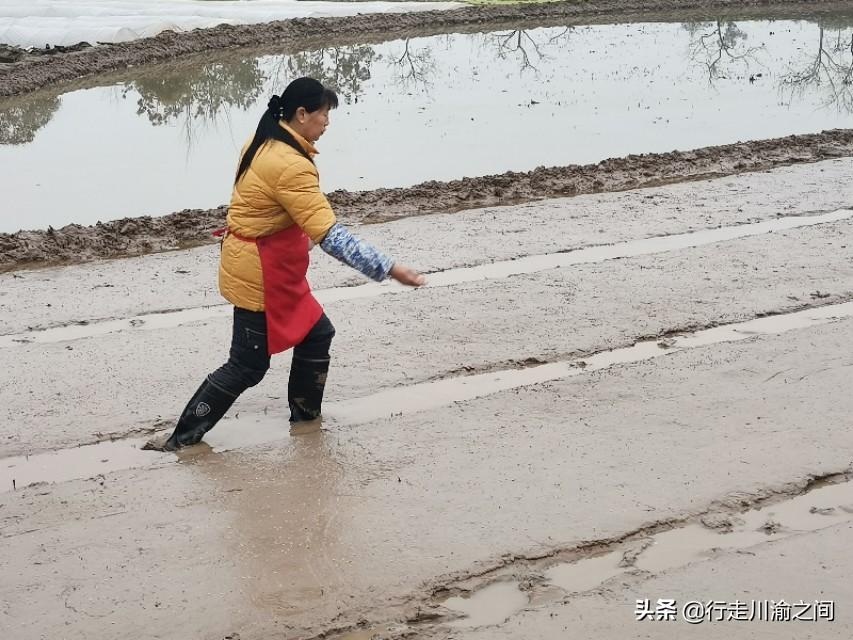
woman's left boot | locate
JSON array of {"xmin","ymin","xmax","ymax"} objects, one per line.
[{"xmin": 144, "ymin": 379, "xmax": 237, "ymax": 451}]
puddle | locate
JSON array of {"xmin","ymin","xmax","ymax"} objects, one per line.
[
  {"xmin": 335, "ymin": 478, "xmax": 853, "ymax": 638},
  {"xmin": 545, "ymin": 549, "xmax": 626, "ymax": 593},
  {"xmin": 1, "ymin": 439, "xmax": 172, "ymax": 491},
  {"xmin": 4, "ymin": 15, "xmax": 853, "ymax": 231},
  {"xmin": 443, "ymin": 581, "xmax": 529, "ymax": 628},
  {"xmin": 545, "ymin": 480, "xmax": 853, "ymax": 594},
  {"xmin": 0, "ymin": 413, "xmax": 297, "ymax": 491},
  {"xmin": 0, "ymin": 304, "xmax": 234, "ymax": 347},
  {"xmin": 637, "ymin": 482, "xmax": 853, "ymax": 573},
  {"xmin": 3, "ymin": 207, "xmax": 850, "ymax": 347},
  {"xmin": 2, "ymin": 300, "xmax": 852, "ymax": 492}
]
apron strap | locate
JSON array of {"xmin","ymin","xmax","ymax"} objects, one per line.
[{"xmin": 213, "ymin": 227, "xmax": 258, "ymax": 243}]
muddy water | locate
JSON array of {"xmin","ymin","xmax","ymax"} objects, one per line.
[
  {"xmin": 548, "ymin": 481, "xmax": 853, "ymax": 590},
  {"xmin": 3, "ymin": 300, "xmax": 852, "ymax": 492},
  {"xmin": 435, "ymin": 480, "xmax": 853, "ymax": 629},
  {"xmin": 334, "ymin": 478, "xmax": 853, "ymax": 635},
  {"xmin": 444, "ymin": 582, "xmax": 529, "ymax": 627},
  {"xmin": 3, "ymin": 15, "xmax": 853, "ymax": 231}
]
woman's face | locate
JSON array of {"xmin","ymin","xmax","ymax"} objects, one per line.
[{"xmin": 292, "ymin": 105, "xmax": 330, "ymax": 143}]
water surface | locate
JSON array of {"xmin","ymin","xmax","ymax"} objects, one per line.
[{"xmin": 3, "ymin": 14, "xmax": 853, "ymax": 231}]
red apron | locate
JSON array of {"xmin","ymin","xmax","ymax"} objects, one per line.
[{"xmin": 220, "ymin": 225, "xmax": 323, "ymax": 356}]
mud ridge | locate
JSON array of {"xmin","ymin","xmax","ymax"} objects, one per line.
[
  {"xmin": 3, "ymin": 129, "xmax": 853, "ymax": 273},
  {"xmin": 3, "ymin": 0, "xmax": 853, "ymax": 98},
  {"xmin": 287, "ymin": 469, "xmax": 853, "ymax": 640}
]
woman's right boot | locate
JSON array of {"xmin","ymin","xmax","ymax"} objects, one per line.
[
  {"xmin": 288, "ymin": 355, "xmax": 330, "ymax": 423},
  {"xmin": 145, "ymin": 378, "xmax": 237, "ymax": 451}
]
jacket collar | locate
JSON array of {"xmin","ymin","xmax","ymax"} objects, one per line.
[{"xmin": 279, "ymin": 121, "xmax": 319, "ymax": 157}]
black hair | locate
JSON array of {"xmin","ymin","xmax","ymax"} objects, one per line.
[{"xmin": 235, "ymin": 77, "xmax": 339, "ymax": 183}]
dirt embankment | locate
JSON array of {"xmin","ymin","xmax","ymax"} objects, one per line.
[
  {"xmin": 2, "ymin": 129, "xmax": 852, "ymax": 272},
  {"xmin": 3, "ymin": 0, "xmax": 853, "ymax": 98}
]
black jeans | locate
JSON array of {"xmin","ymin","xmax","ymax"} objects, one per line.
[{"xmin": 207, "ymin": 307, "xmax": 335, "ymax": 398}]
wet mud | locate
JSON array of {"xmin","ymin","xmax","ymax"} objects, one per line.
[
  {"xmin": 4, "ymin": 320, "xmax": 853, "ymax": 639},
  {"xmin": 354, "ymin": 473, "xmax": 853, "ymax": 637},
  {"xmin": 3, "ymin": 129, "xmax": 853, "ymax": 272},
  {"xmin": 3, "ymin": 0, "xmax": 853, "ymax": 98},
  {"xmin": 3, "ymin": 158, "xmax": 849, "ymax": 336},
  {"xmin": 3, "ymin": 5, "xmax": 853, "ymax": 630},
  {"xmin": 5, "ymin": 299, "xmax": 852, "ymax": 491},
  {"xmin": 3, "ymin": 181, "xmax": 853, "ymax": 637},
  {"xmin": 4, "ymin": 213, "xmax": 852, "ymax": 458},
  {"xmin": 5, "ymin": 207, "xmax": 850, "ymax": 347}
]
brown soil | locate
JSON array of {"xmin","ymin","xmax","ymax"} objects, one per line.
[
  {"xmin": 2, "ymin": 129, "xmax": 852, "ymax": 272},
  {"xmin": 3, "ymin": 0, "xmax": 853, "ymax": 98}
]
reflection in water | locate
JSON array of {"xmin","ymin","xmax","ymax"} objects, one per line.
[
  {"xmin": 681, "ymin": 16, "xmax": 853, "ymax": 112},
  {"xmin": 484, "ymin": 27, "xmax": 573, "ymax": 72},
  {"xmin": 5, "ymin": 14, "xmax": 853, "ymax": 148},
  {"xmin": 268, "ymin": 45, "xmax": 378, "ymax": 104},
  {"xmin": 779, "ymin": 20, "xmax": 853, "ymax": 113},
  {"xmin": 0, "ymin": 93, "xmax": 61, "ymax": 145},
  {"xmin": 684, "ymin": 20, "xmax": 763, "ymax": 81},
  {"xmin": 389, "ymin": 38, "xmax": 437, "ymax": 89},
  {"xmin": 125, "ymin": 58, "xmax": 266, "ymax": 126},
  {"xmin": 5, "ymin": 16, "xmax": 853, "ymax": 231}
]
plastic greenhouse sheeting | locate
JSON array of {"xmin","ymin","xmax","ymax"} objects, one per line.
[{"xmin": 0, "ymin": 0, "xmax": 461, "ymax": 48}]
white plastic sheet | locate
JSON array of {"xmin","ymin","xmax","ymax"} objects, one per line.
[{"xmin": 0, "ymin": 0, "xmax": 461, "ymax": 48}]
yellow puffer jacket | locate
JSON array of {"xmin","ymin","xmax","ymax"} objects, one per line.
[{"xmin": 219, "ymin": 122, "xmax": 337, "ymax": 311}]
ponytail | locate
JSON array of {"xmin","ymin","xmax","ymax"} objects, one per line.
[{"xmin": 235, "ymin": 77, "xmax": 339, "ymax": 184}]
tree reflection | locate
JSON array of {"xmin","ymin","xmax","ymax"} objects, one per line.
[
  {"xmin": 268, "ymin": 45, "xmax": 377, "ymax": 103},
  {"xmin": 779, "ymin": 20, "xmax": 853, "ymax": 113},
  {"xmin": 0, "ymin": 93, "xmax": 61, "ymax": 145},
  {"xmin": 485, "ymin": 27, "xmax": 572, "ymax": 73},
  {"xmin": 389, "ymin": 38, "xmax": 436, "ymax": 89},
  {"xmin": 684, "ymin": 16, "xmax": 853, "ymax": 113},
  {"xmin": 684, "ymin": 20, "xmax": 763, "ymax": 82},
  {"xmin": 123, "ymin": 58, "xmax": 266, "ymax": 130}
]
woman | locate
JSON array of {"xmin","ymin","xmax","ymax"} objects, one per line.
[{"xmin": 146, "ymin": 77, "xmax": 424, "ymax": 452}]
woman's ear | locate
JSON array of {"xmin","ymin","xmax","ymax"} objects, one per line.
[{"xmin": 297, "ymin": 106, "xmax": 307, "ymax": 123}]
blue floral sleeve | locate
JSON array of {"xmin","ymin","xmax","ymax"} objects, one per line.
[{"xmin": 320, "ymin": 223, "xmax": 394, "ymax": 282}]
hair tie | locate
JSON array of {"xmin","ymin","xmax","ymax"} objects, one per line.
[{"xmin": 267, "ymin": 95, "xmax": 286, "ymax": 120}]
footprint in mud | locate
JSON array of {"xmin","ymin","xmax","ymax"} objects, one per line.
[
  {"xmin": 700, "ymin": 513, "xmax": 745, "ymax": 533},
  {"xmin": 758, "ymin": 519, "xmax": 783, "ymax": 535}
]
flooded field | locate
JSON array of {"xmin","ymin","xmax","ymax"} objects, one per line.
[{"xmin": 3, "ymin": 13, "xmax": 853, "ymax": 231}]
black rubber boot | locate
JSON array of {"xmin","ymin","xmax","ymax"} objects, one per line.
[
  {"xmin": 146, "ymin": 379, "xmax": 237, "ymax": 451},
  {"xmin": 288, "ymin": 355, "xmax": 330, "ymax": 423}
]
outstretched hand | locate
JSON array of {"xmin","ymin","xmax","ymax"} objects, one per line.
[{"xmin": 390, "ymin": 263, "xmax": 426, "ymax": 287}]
